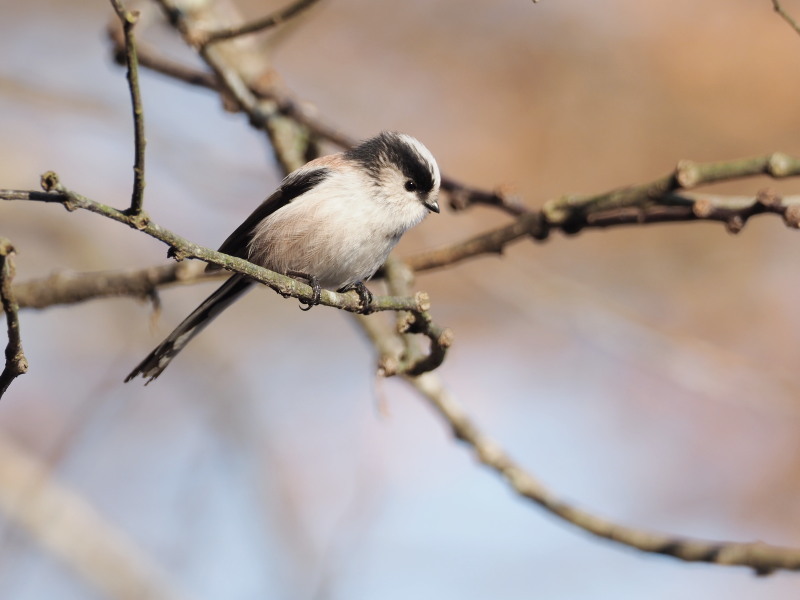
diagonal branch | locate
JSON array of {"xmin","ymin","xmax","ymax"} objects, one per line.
[
  {"xmin": 199, "ymin": 0, "xmax": 322, "ymax": 47},
  {"xmin": 154, "ymin": 0, "xmax": 313, "ymax": 175},
  {"xmin": 357, "ymin": 315, "xmax": 800, "ymax": 575},
  {"xmin": 1, "ymin": 177, "xmax": 425, "ymax": 315},
  {"xmin": 772, "ymin": 0, "xmax": 800, "ymax": 37},
  {"xmin": 408, "ymin": 158, "xmax": 800, "ymax": 274},
  {"xmin": 0, "ymin": 239, "xmax": 28, "ymax": 399},
  {"xmin": 1, "ymin": 178, "xmax": 448, "ymax": 376},
  {"xmin": 0, "ymin": 434, "xmax": 189, "ymax": 600}
]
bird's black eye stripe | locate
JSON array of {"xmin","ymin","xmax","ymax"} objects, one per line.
[
  {"xmin": 404, "ymin": 180, "xmax": 417, "ymax": 192},
  {"xmin": 345, "ymin": 132, "xmax": 436, "ymax": 194}
]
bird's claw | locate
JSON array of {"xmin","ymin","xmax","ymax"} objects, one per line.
[
  {"xmin": 340, "ymin": 281, "xmax": 373, "ymax": 314},
  {"xmin": 287, "ymin": 270, "xmax": 321, "ymax": 311}
]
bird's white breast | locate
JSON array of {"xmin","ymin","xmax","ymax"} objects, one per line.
[{"xmin": 247, "ymin": 169, "xmax": 429, "ymax": 290}]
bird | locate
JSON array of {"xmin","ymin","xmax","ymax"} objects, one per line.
[{"xmin": 125, "ymin": 131, "xmax": 441, "ymax": 384}]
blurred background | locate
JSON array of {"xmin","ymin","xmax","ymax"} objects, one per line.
[{"xmin": 2, "ymin": 0, "xmax": 800, "ymax": 598}]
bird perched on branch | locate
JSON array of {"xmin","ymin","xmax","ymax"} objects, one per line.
[{"xmin": 126, "ymin": 131, "xmax": 441, "ymax": 384}]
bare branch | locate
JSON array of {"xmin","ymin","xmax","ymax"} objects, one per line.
[
  {"xmin": 153, "ymin": 0, "xmax": 313, "ymax": 174},
  {"xmin": 413, "ymin": 373, "xmax": 800, "ymax": 575},
  {"xmin": 380, "ymin": 258, "xmax": 453, "ymax": 377},
  {"xmin": 409, "ymin": 156, "xmax": 800, "ymax": 274},
  {"xmin": 357, "ymin": 315, "xmax": 800, "ymax": 575},
  {"xmin": 12, "ymin": 263, "xmax": 214, "ymax": 310},
  {"xmin": 0, "ymin": 239, "xmax": 27, "ymax": 399},
  {"xmin": 108, "ymin": 24, "xmax": 219, "ymax": 90},
  {"xmin": 0, "ymin": 435, "xmax": 189, "ymax": 600},
  {"xmin": 199, "ymin": 0, "xmax": 322, "ymax": 47},
  {"xmin": 772, "ymin": 0, "xmax": 800, "ymax": 37},
  {"xmin": 108, "ymin": 0, "xmax": 147, "ymax": 214},
  {"xmin": 2, "ymin": 180, "xmax": 448, "ymax": 375},
  {"xmin": 0, "ymin": 179, "xmax": 427, "ymax": 316},
  {"xmin": 441, "ymin": 179, "xmax": 530, "ymax": 217}
]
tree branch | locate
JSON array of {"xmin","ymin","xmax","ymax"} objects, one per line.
[
  {"xmin": 108, "ymin": 0, "xmax": 147, "ymax": 215},
  {"xmin": 0, "ymin": 434, "xmax": 189, "ymax": 600},
  {"xmin": 357, "ymin": 314, "xmax": 800, "ymax": 575},
  {"xmin": 408, "ymin": 157, "xmax": 800, "ymax": 274},
  {"xmin": 1, "ymin": 178, "xmax": 448, "ymax": 376},
  {"xmin": 1, "ymin": 178, "xmax": 427, "ymax": 315},
  {"xmin": 12, "ymin": 262, "xmax": 213, "ymax": 310},
  {"xmin": 772, "ymin": 0, "xmax": 800, "ymax": 37},
  {"xmin": 198, "ymin": 0, "xmax": 322, "ymax": 47},
  {"xmin": 153, "ymin": 0, "xmax": 313, "ymax": 174},
  {"xmin": 380, "ymin": 257, "xmax": 453, "ymax": 377},
  {"xmin": 0, "ymin": 239, "xmax": 27, "ymax": 399}
]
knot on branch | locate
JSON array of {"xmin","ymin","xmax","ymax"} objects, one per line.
[
  {"xmin": 784, "ymin": 205, "xmax": 800, "ymax": 229},
  {"xmin": 755, "ymin": 188, "xmax": 781, "ymax": 209},
  {"xmin": 414, "ymin": 291, "xmax": 431, "ymax": 312},
  {"xmin": 40, "ymin": 171, "xmax": 60, "ymax": 193},
  {"xmin": 675, "ymin": 160, "xmax": 700, "ymax": 188},
  {"xmin": 167, "ymin": 246, "xmax": 189, "ymax": 262},
  {"xmin": 767, "ymin": 152, "xmax": 792, "ymax": 177},
  {"xmin": 125, "ymin": 209, "xmax": 150, "ymax": 230},
  {"xmin": 40, "ymin": 171, "xmax": 78, "ymax": 211},
  {"xmin": 0, "ymin": 240, "xmax": 14, "ymax": 258},
  {"xmin": 525, "ymin": 211, "xmax": 550, "ymax": 240},
  {"xmin": 724, "ymin": 216, "xmax": 746, "ymax": 234}
]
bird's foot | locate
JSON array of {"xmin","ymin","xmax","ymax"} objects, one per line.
[
  {"xmin": 287, "ymin": 270, "xmax": 321, "ymax": 311},
  {"xmin": 340, "ymin": 281, "xmax": 373, "ymax": 314}
]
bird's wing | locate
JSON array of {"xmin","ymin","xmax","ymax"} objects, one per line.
[{"xmin": 206, "ymin": 167, "xmax": 332, "ymax": 272}]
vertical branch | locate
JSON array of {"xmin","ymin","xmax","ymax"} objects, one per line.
[
  {"xmin": 109, "ymin": 0, "xmax": 147, "ymax": 215},
  {"xmin": 0, "ymin": 239, "xmax": 28, "ymax": 399}
]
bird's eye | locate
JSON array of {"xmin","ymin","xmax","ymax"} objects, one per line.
[{"xmin": 404, "ymin": 180, "xmax": 417, "ymax": 192}]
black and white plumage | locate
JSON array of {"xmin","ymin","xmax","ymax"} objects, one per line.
[{"xmin": 125, "ymin": 132, "xmax": 441, "ymax": 384}]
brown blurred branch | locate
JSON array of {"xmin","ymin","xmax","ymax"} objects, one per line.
[
  {"xmin": 12, "ymin": 263, "xmax": 214, "ymax": 310},
  {"xmin": 357, "ymin": 314, "xmax": 800, "ymax": 575},
  {"xmin": 109, "ymin": 0, "xmax": 147, "ymax": 215},
  {"xmin": 106, "ymin": 15, "xmax": 356, "ymax": 151},
  {"xmin": 0, "ymin": 434, "xmax": 189, "ymax": 600},
  {"xmin": 772, "ymin": 0, "xmax": 800, "ymax": 36},
  {"xmin": 153, "ymin": 0, "xmax": 313, "ymax": 174},
  {"xmin": 0, "ymin": 239, "xmax": 27, "ymax": 399},
  {"xmin": 198, "ymin": 0, "xmax": 321, "ymax": 46},
  {"xmin": 409, "ymin": 160, "xmax": 800, "ymax": 273}
]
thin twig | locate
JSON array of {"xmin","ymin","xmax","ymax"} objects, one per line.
[
  {"xmin": 108, "ymin": 25, "xmax": 219, "ymax": 89},
  {"xmin": 772, "ymin": 0, "xmax": 800, "ymax": 36},
  {"xmin": 380, "ymin": 257, "xmax": 453, "ymax": 377},
  {"xmin": 356, "ymin": 315, "xmax": 800, "ymax": 574},
  {"xmin": 109, "ymin": 0, "xmax": 147, "ymax": 215},
  {"xmin": 0, "ymin": 239, "xmax": 27, "ymax": 399},
  {"xmin": 199, "ymin": 0, "xmax": 322, "ymax": 46},
  {"xmin": 440, "ymin": 179, "xmax": 530, "ymax": 216}
]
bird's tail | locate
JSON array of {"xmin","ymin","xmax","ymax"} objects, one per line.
[{"xmin": 125, "ymin": 274, "xmax": 253, "ymax": 384}]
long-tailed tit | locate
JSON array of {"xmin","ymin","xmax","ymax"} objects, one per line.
[{"xmin": 125, "ymin": 131, "xmax": 441, "ymax": 384}]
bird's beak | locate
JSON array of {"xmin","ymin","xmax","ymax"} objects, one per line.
[{"xmin": 424, "ymin": 195, "xmax": 440, "ymax": 214}]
